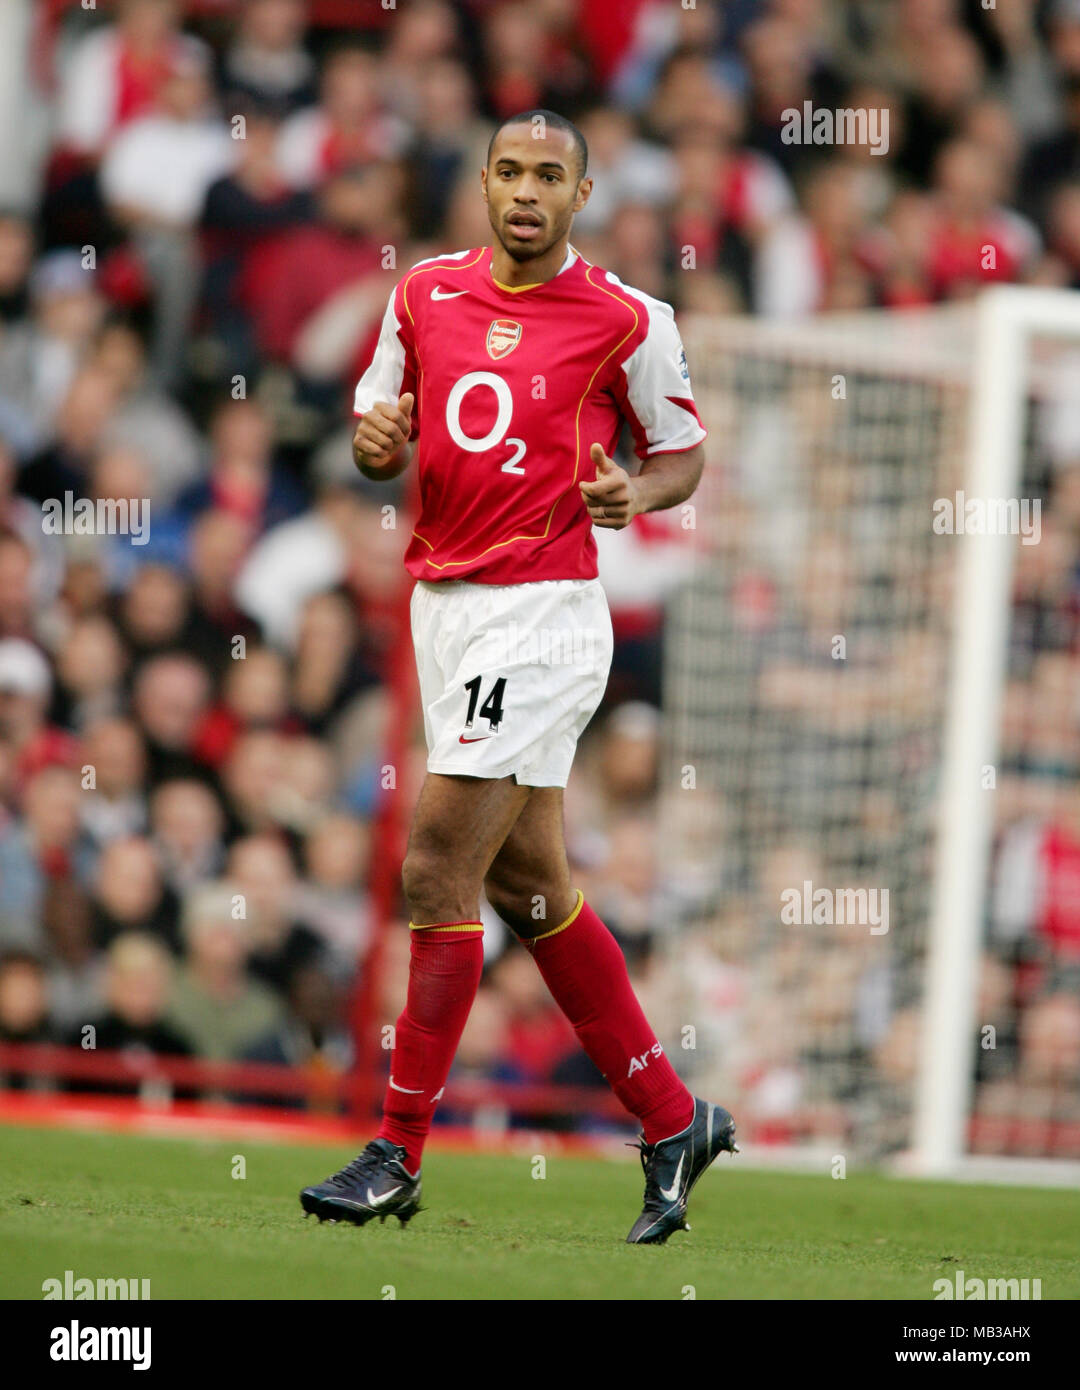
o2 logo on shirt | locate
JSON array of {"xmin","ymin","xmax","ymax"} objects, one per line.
[
  {"xmin": 486, "ymin": 319, "xmax": 523, "ymax": 360},
  {"xmin": 446, "ymin": 371, "xmax": 527, "ymax": 476}
]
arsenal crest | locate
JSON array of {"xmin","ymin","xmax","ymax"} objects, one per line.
[{"xmin": 486, "ymin": 319, "xmax": 522, "ymax": 360}]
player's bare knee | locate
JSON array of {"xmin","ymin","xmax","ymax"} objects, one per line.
[{"xmin": 402, "ymin": 846, "xmax": 476, "ymax": 925}]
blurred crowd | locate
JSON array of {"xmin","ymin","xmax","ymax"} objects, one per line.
[{"xmin": 0, "ymin": 0, "xmax": 1079, "ymax": 1148}]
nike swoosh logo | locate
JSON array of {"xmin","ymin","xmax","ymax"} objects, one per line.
[
  {"xmin": 367, "ymin": 1185, "xmax": 404, "ymax": 1207},
  {"xmin": 388, "ymin": 1077, "xmax": 424, "ymax": 1093},
  {"xmin": 659, "ymin": 1150, "xmax": 686, "ymax": 1203},
  {"xmin": 431, "ymin": 286, "xmax": 467, "ymax": 300},
  {"xmin": 459, "ymin": 734, "xmax": 490, "ymax": 744}
]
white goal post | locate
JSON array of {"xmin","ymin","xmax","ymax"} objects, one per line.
[{"xmin": 915, "ymin": 287, "xmax": 1080, "ymax": 1179}]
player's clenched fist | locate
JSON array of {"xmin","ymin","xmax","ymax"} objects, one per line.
[
  {"xmin": 353, "ymin": 392, "xmax": 415, "ymax": 474},
  {"xmin": 580, "ymin": 443, "xmax": 640, "ymax": 529}
]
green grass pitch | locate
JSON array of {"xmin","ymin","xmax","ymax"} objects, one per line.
[{"xmin": 2, "ymin": 1123, "xmax": 1078, "ymax": 1300}]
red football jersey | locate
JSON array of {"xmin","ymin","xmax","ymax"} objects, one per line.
[{"xmin": 353, "ymin": 245, "xmax": 706, "ymax": 584}]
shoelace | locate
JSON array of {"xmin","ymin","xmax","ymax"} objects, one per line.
[{"xmin": 330, "ymin": 1142, "xmax": 400, "ymax": 1190}]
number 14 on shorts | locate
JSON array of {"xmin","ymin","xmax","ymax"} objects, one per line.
[{"xmin": 462, "ymin": 674, "xmax": 506, "ymax": 739}]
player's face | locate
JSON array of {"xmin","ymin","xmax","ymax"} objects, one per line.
[{"xmin": 482, "ymin": 125, "xmax": 591, "ymax": 262}]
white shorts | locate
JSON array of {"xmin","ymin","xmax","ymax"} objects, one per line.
[{"xmin": 411, "ymin": 577, "xmax": 614, "ymax": 788}]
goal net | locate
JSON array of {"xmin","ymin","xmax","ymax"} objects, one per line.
[{"xmin": 658, "ymin": 290, "xmax": 1080, "ymax": 1176}]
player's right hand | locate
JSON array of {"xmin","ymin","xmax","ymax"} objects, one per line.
[{"xmin": 353, "ymin": 392, "xmax": 414, "ymax": 470}]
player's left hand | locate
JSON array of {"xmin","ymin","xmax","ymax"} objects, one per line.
[{"xmin": 580, "ymin": 444, "xmax": 640, "ymax": 530}]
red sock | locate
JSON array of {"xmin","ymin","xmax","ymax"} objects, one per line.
[
  {"xmin": 525, "ymin": 894, "xmax": 694, "ymax": 1143},
  {"xmin": 377, "ymin": 924, "xmax": 484, "ymax": 1172}
]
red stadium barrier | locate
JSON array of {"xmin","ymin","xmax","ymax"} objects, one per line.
[
  {"xmin": 0, "ymin": 1088, "xmax": 632, "ymax": 1158},
  {"xmin": 7, "ymin": 1047, "xmax": 1077, "ymax": 1155},
  {"xmin": 0, "ymin": 1042, "xmax": 629, "ymax": 1121}
]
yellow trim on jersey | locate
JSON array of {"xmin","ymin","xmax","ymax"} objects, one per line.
[
  {"xmin": 491, "ymin": 244, "xmax": 578, "ymax": 293},
  {"xmin": 409, "ymin": 920, "xmax": 485, "ymax": 932},
  {"xmin": 410, "ymin": 262, "xmax": 640, "ymax": 571},
  {"xmin": 522, "ymin": 890, "xmax": 584, "ymax": 947},
  {"xmin": 491, "ymin": 276, "xmax": 545, "ymax": 293}
]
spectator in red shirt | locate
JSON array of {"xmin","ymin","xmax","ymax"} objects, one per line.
[
  {"xmin": 0, "ymin": 639, "xmax": 80, "ymax": 787},
  {"xmin": 1037, "ymin": 783, "xmax": 1080, "ymax": 962},
  {"xmin": 191, "ymin": 645, "xmax": 299, "ymax": 770},
  {"xmin": 927, "ymin": 137, "xmax": 1040, "ymax": 298},
  {"xmin": 239, "ymin": 164, "xmax": 400, "ymax": 387},
  {"xmin": 172, "ymin": 398, "xmax": 304, "ymax": 539},
  {"xmin": 275, "ymin": 45, "xmax": 408, "ymax": 191},
  {"xmin": 55, "ymin": 0, "xmax": 185, "ymax": 159},
  {"xmin": 45, "ymin": 0, "xmax": 189, "ymax": 251}
]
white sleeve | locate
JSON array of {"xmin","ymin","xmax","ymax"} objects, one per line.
[
  {"xmin": 275, "ymin": 108, "xmax": 325, "ymax": 190},
  {"xmin": 353, "ymin": 288, "xmax": 414, "ymax": 418},
  {"xmin": 990, "ymin": 818, "xmax": 1044, "ymax": 945},
  {"xmin": 99, "ymin": 125, "xmax": 146, "ymax": 210},
  {"xmin": 753, "ymin": 217, "xmax": 821, "ymax": 319},
  {"xmin": 616, "ymin": 291, "xmax": 707, "ymax": 458},
  {"xmin": 57, "ymin": 31, "xmax": 117, "ymax": 154},
  {"xmin": 748, "ymin": 153, "xmax": 795, "ymax": 227},
  {"xmin": 234, "ymin": 516, "xmax": 346, "ymax": 649}
]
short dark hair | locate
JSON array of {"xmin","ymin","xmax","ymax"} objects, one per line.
[{"xmin": 486, "ymin": 109, "xmax": 588, "ymax": 181}]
